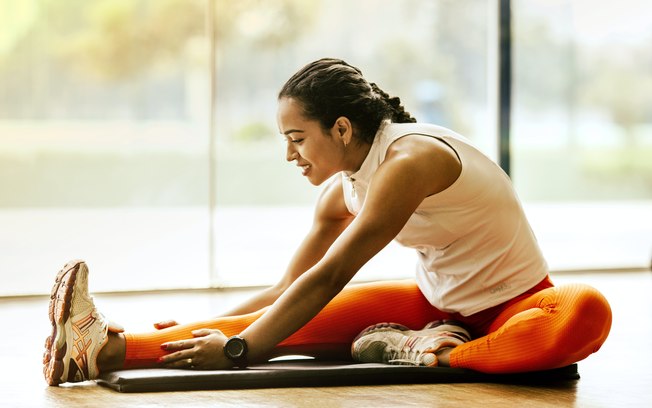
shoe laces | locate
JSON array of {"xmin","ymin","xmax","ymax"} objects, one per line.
[{"xmin": 386, "ymin": 344, "xmax": 436, "ymax": 366}]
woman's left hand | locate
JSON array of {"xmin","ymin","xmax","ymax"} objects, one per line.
[{"xmin": 159, "ymin": 329, "xmax": 234, "ymax": 370}]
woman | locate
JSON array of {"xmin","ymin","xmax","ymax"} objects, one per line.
[{"xmin": 43, "ymin": 58, "xmax": 612, "ymax": 385}]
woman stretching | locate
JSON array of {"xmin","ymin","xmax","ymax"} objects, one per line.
[{"xmin": 43, "ymin": 58, "xmax": 612, "ymax": 385}]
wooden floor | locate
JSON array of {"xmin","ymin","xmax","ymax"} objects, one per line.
[{"xmin": 1, "ymin": 270, "xmax": 651, "ymax": 407}]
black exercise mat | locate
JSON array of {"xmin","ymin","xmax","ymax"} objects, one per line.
[{"xmin": 96, "ymin": 361, "xmax": 579, "ymax": 393}]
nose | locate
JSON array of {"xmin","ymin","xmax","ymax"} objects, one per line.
[{"xmin": 286, "ymin": 143, "xmax": 298, "ymax": 162}]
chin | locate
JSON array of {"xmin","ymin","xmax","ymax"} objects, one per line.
[
  {"xmin": 306, "ymin": 173, "xmax": 328, "ymax": 186},
  {"xmin": 307, "ymin": 177, "xmax": 322, "ymax": 186}
]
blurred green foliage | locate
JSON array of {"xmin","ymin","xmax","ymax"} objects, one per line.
[
  {"xmin": 0, "ymin": 0, "xmax": 651, "ymax": 208},
  {"xmin": 0, "ymin": 141, "xmax": 319, "ymax": 207},
  {"xmin": 233, "ymin": 122, "xmax": 276, "ymax": 143}
]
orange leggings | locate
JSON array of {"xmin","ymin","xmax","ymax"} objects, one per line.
[{"xmin": 123, "ymin": 277, "xmax": 612, "ymax": 373}]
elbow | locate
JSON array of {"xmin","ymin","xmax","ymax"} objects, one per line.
[
  {"xmin": 270, "ymin": 281, "xmax": 290, "ymax": 301},
  {"xmin": 311, "ymin": 262, "xmax": 354, "ymax": 298}
]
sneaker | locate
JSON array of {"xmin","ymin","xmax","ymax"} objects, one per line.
[
  {"xmin": 43, "ymin": 260, "xmax": 118, "ymax": 385},
  {"xmin": 351, "ymin": 320, "xmax": 471, "ymax": 367}
]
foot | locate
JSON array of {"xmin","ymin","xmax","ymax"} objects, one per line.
[
  {"xmin": 43, "ymin": 260, "xmax": 121, "ymax": 385},
  {"xmin": 351, "ymin": 320, "xmax": 471, "ymax": 367}
]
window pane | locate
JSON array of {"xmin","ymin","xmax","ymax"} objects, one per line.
[
  {"xmin": 0, "ymin": 0, "xmax": 210, "ymax": 295},
  {"xmin": 513, "ymin": 0, "xmax": 652, "ymax": 269},
  {"xmin": 213, "ymin": 0, "xmax": 492, "ymax": 285}
]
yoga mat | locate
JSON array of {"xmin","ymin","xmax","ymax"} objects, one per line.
[{"xmin": 97, "ymin": 360, "xmax": 579, "ymax": 393}]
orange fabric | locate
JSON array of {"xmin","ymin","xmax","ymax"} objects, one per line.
[
  {"xmin": 123, "ymin": 277, "xmax": 612, "ymax": 373},
  {"xmin": 124, "ymin": 280, "xmax": 446, "ymax": 368},
  {"xmin": 449, "ymin": 282, "xmax": 612, "ymax": 373}
]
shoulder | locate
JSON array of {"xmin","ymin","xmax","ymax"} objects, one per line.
[{"xmin": 380, "ymin": 134, "xmax": 462, "ymax": 196}]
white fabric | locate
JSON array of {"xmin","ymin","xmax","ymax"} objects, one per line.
[{"xmin": 342, "ymin": 122, "xmax": 548, "ymax": 316}]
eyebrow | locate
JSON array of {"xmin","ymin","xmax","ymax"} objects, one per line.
[{"xmin": 282, "ymin": 129, "xmax": 305, "ymax": 136}]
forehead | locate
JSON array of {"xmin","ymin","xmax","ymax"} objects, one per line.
[
  {"xmin": 277, "ymin": 97, "xmax": 305, "ymax": 122},
  {"xmin": 277, "ymin": 97, "xmax": 317, "ymax": 134}
]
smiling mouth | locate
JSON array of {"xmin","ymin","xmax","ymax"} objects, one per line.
[{"xmin": 300, "ymin": 164, "xmax": 311, "ymax": 176}]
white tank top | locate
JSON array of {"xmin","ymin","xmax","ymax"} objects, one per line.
[{"xmin": 342, "ymin": 122, "xmax": 548, "ymax": 316}]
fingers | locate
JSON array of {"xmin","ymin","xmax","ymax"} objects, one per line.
[
  {"xmin": 159, "ymin": 339, "xmax": 195, "ymax": 368},
  {"xmin": 159, "ymin": 331, "xmax": 232, "ymax": 370},
  {"xmin": 159, "ymin": 353, "xmax": 196, "ymax": 369},
  {"xmin": 154, "ymin": 320, "xmax": 179, "ymax": 330},
  {"xmin": 192, "ymin": 328, "xmax": 223, "ymax": 338},
  {"xmin": 161, "ymin": 339, "xmax": 195, "ymax": 352}
]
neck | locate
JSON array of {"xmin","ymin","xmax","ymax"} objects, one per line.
[{"xmin": 343, "ymin": 140, "xmax": 373, "ymax": 175}]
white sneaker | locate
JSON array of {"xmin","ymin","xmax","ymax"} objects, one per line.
[
  {"xmin": 43, "ymin": 260, "xmax": 119, "ymax": 385},
  {"xmin": 351, "ymin": 320, "xmax": 471, "ymax": 367}
]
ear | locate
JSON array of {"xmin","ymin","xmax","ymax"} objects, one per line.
[{"xmin": 332, "ymin": 116, "xmax": 353, "ymax": 146}]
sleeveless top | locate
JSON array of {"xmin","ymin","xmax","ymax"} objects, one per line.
[{"xmin": 341, "ymin": 122, "xmax": 548, "ymax": 316}]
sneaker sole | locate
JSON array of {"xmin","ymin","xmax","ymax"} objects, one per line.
[
  {"xmin": 354, "ymin": 322, "xmax": 472, "ymax": 344},
  {"xmin": 43, "ymin": 260, "xmax": 84, "ymax": 386}
]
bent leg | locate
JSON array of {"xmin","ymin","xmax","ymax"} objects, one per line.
[
  {"xmin": 122, "ymin": 279, "xmax": 448, "ymax": 368},
  {"xmin": 449, "ymin": 284, "xmax": 612, "ymax": 373}
]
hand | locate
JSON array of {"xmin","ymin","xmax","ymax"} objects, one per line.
[
  {"xmin": 153, "ymin": 320, "xmax": 179, "ymax": 330},
  {"xmin": 158, "ymin": 329, "xmax": 234, "ymax": 370}
]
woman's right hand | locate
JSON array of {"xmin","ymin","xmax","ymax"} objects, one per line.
[{"xmin": 153, "ymin": 320, "xmax": 179, "ymax": 330}]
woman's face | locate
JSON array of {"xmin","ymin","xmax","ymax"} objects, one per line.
[{"xmin": 277, "ymin": 97, "xmax": 346, "ymax": 186}]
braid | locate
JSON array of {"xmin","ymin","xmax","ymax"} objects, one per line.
[
  {"xmin": 279, "ymin": 58, "xmax": 416, "ymax": 144},
  {"xmin": 369, "ymin": 83, "xmax": 417, "ymax": 124}
]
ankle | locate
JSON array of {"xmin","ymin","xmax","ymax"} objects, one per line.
[
  {"xmin": 97, "ymin": 332, "xmax": 126, "ymax": 372},
  {"xmin": 435, "ymin": 347, "xmax": 452, "ymax": 367}
]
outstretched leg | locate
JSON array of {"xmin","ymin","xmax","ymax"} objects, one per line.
[
  {"xmin": 46, "ymin": 260, "xmax": 450, "ymax": 383},
  {"xmin": 449, "ymin": 284, "xmax": 612, "ymax": 373},
  {"xmin": 117, "ymin": 279, "xmax": 450, "ymax": 369}
]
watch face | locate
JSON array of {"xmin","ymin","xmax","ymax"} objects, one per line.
[{"xmin": 226, "ymin": 338, "xmax": 245, "ymax": 358}]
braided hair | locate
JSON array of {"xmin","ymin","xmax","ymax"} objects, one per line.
[{"xmin": 278, "ymin": 58, "xmax": 416, "ymax": 144}]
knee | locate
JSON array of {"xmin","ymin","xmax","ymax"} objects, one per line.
[
  {"xmin": 572, "ymin": 284, "xmax": 612, "ymax": 335},
  {"xmin": 557, "ymin": 284, "xmax": 612, "ymax": 354}
]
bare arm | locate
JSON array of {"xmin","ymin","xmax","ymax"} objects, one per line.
[
  {"xmin": 158, "ymin": 136, "xmax": 461, "ymax": 369},
  {"xmin": 241, "ymin": 135, "xmax": 462, "ymax": 362},
  {"xmin": 220, "ymin": 177, "xmax": 354, "ymax": 317}
]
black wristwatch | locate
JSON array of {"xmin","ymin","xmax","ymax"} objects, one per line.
[{"xmin": 223, "ymin": 335, "xmax": 248, "ymax": 368}]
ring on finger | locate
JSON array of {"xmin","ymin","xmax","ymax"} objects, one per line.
[{"xmin": 186, "ymin": 358, "xmax": 194, "ymax": 368}]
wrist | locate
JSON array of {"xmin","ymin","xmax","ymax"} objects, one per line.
[{"xmin": 223, "ymin": 335, "xmax": 248, "ymax": 368}]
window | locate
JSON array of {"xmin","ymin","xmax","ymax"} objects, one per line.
[
  {"xmin": 9, "ymin": 1, "xmax": 643, "ymax": 295},
  {"xmin": 1, "ymin": 0, "xmax": 493, "ymax": 295},
  {"xmin": 512, "ymin": 0, "xmax": 652, "ymax": 270},
  {"xmin": 0, "ymin": 0, "xmax": 210, "ymax": 294},
  {"xmin": 211, "ymin": 0, "xmax": 492, "ymax": 285}
]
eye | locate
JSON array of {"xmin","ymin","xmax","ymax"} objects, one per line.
[{"xmin": 291, "ymin": 138, "xmax": 304, "ymax": 144}]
